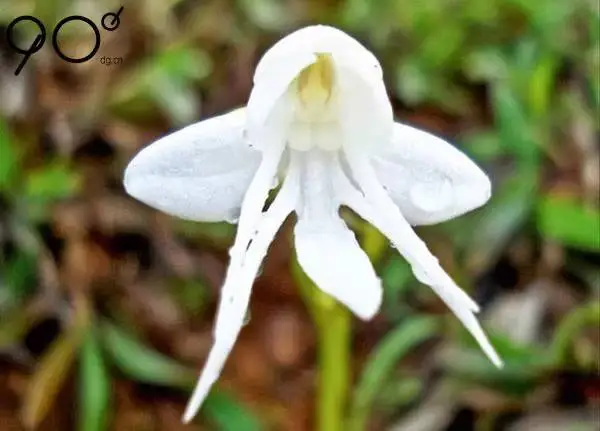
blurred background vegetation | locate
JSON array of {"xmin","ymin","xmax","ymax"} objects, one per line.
[{"xmin": 0, "ymin": 0, "xmax": 598, "ymax": 430}]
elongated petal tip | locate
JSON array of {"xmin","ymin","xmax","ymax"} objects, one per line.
[
  {"xmin": 479, "ymin": 322, "xmax": 503, "ymax": 368},
  {"xmin": 181, "ymin": 343, "xmax": 229, "ymax": 424},
  {"xmin": 181, "ymin": 376, "xmax": 211, "ymax": 424},
  {"xmin": 453, "ymin": 295, "xmax": 504, "ymax": 369},
  {"xmin": 482, "ymin": 338, "xmax": 503, "ymax": 368},
  {"xmin": 182, "ymin": 395, "xmax": 205, "ymax": 424},
  {"xmin": 182, "ymin": 407, "xmax": 195, "ymax": 424},
  {"xmin": 490, "ymin": 351, "xmax": 504, "ymax": 368}
]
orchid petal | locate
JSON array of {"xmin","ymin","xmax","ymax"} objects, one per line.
[
  {"xmin": 185, "ymin": 99, "xmax": 291, "ymax": 422},
  {"xmin": 123, "ymin": 109, "xmax": 260, "ymax": 222},
  {"xmin": 254, "ymin": 25, "xmax": 383, "ymax": 88},
  {"xmin": 294, "ymin": 151, "xmax": 382, "ymax": 320},
  {"xmin": 337, "ymin": 153, "xmax": 502, "ymax": 367},
  {"xmin": 335, "ymin": 64, "xmax": 393, "ymax": 153},
  {"xmin": 246, "ymin": 54, "xmax": 315, "ymax": 139},
  {"xmin": 247, "ymin": 25, "xmax": 392, "ymax": 150},
  {"xmin": 372, "ymin": 122, "xmax": 492, "ymax": 225},
  {"xmin": 182, "ymin": 157, "xmax": 300, "ymax": 423},
  {"xmin": 228, "ymin": 130, "xmax": 286, "ymax": 265}
]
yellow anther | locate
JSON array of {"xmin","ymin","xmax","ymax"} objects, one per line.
[{"xmin": 297, "ymin": 54, "xmax": 334, "ymax": 106}]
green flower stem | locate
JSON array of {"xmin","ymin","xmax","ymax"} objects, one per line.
[
  {"xmin": 293, "ymin": 257, "xmax": 351, "ymax": 431},
  {"xmin": 292, "ymin": 222, "xmax": 388, "ymax": 431},
  {"xmin": 361, "ymin": 222, "xmax": 389, "ymax": 263},
  {"xmin": 316, "ymin": 294, "xmax": 351, "ymax": 431}
]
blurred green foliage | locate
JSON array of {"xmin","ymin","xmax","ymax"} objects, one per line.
[
  {"xmin": 79, "ymin": 327, "xmax": 110, "ymax": 431},
  {"xmin": 111, "ymin": 46, "xmax": 212, "ymax": 125},
  {"xmin": 349, "ymin": 316, "xmax": 440, "ymax": 430}
]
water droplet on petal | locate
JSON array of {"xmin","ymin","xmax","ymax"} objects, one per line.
[
  {"xmin": 225, "ymin": 215, "xmax": 240, "ymax": 224},
  {"xmin": 224, "ymin": 208, "xmax": 241, "ymax": 224},
  {"xmin": 410, "ymin": 178, "xmax": 452, "ymax": 213}
]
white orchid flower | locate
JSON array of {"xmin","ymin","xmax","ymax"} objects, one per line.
[{"xmin": 123, "ymin": 25, "xmax": 502, "ymax": 423}]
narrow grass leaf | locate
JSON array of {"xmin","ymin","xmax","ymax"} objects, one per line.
[
  {"xmin": 21, "ymin": 325, "xmax": 83, "ymax": 429},
  {"xmin": 446, "ymin": 332, "xmax": 549, "ymax": 396},
  {"xmin": 348, "ymin": 316, "xmax": 439, "ymax": 431},
  {"xmin": 99, "ymin": 320, "xmax": 195, "ymax": 388},
  {"xmin": 79, "ymin": 328, "xmax": 110, "ymax": 431},
  {"xmin": 100, "ymin": 321, "xmax": 264, "ymax": 429},
  {"xmin": 550, "ymin": 302, "xmax": 600, "ymax": 367}
]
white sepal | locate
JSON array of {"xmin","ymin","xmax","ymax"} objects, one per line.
[
  {"xmin": 123, "ymin": 109, "xmax": 260, "ymax": 222},
  {"xmin": 254, "ymin": 25, "xmax": 383, "ymax": 87},
  {"xmin": 372, "ymin": 122, "xmax": 492, "ymax": 225}
]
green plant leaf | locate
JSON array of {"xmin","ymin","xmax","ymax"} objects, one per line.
[
  {"xmin": 550, "ymin": 302, "xmax": 600, "ymax": 367},
  {"xmin": 419, "ymin": 23, "xmax": 464, "ymax": 69},
  {"xmin": 151, "ymin": 75, "xmax": 200, "ymax": 126},
  {"xmin": 34, "ymin": 0, "xmax": 74, "ymax": 27},
  {"xmin": 395, "ymin": 60, "xmax": 430, "ymax": 105},
  {"xmin": 380, "ymin": 254, "xmax": 414, "ymax": 317},
  {"xmin": 3, "ymin": 250, "xmax": 38, "ymax": 301},
  {"xmin": 79, "ymin": 327, "xmax": 110, "ymax": 431},
  {"xmin": 170, "ymin": 279, "xmax": 210, "ymax": 315},
  {"xmin": 156, "ymin": 46, "xmax": 212, "ymax": 82},
  {"xmin": 460, "ymin": 130, "xmax": 505, "ymax": 163},
  {"xmin": 491, "ymin": 82, "xmax": 539, "ymax": 166},
  {"xmin": 100, "ymin": 321, "xmax": 264, "ymax": 429},
  {"xmin": 202, "ymin": 392, "xmax": 265, "ymax": 431},
  {"xmin": 24, "ymin": 162, "xmax": 80, "ymax": 201},
  {"xmin": 381, "ymin": 255, "xmax": 413, "ymax": 293},
  {"xmin": 239, "ymin": 0, "xmax": 296, "ymax": 30},
  {"xmin": 375, "ymin": 376, "xmax": 423, "ymax": 410},
  {"xmin": 110, "ymin": 46, "xmax": 211, "ymax": 125},
  {"xmin": 464, "ymin": 48, "xmax": 508, "ymax": 82},
  {"xmin": 348, "ymin": 316, "xmax": 440, "ymax": 431},
  {"xmin": 0, "ymin": 118, "xmax": 19, "ymax": 191},
  {"xmin": 528, "ymin": 54, "xmax": 558, "ymax": 118},
  {"xmin": 445, "ymin": 332, "xmax": 549, "ymax": 396},
  {"xmin": 99, "ymin": 320, "xmax": 195, "ymax": 388},
  {"xmin": 537, "ymin": 195, "xmax": 600, "ymax": 251}
]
